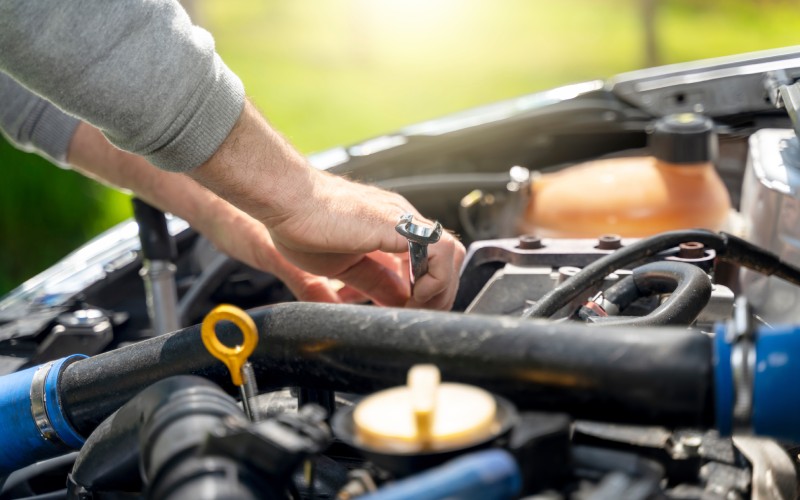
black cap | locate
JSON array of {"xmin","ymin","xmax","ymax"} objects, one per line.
[{"xmin": 648, "ymin": 113, "xmax": 717, "ymax": 164}]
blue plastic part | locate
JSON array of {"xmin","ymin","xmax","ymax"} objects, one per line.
[
  {"xmin": 714, "ymin": 323, "xmax": 734, "ymax": 437},
  {"xmin": 752, "ymin": 325, "xmax": 800, "ymax": 442},
  {"xmin": 0, "ymin": 355, "xmax": 87, "ymax": 475},
  {"xmin": 359, "ymin": 449, "xmax": 521, "ymax": 500}
]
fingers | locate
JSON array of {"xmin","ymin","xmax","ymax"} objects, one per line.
[
  {"xmin": 406, "ymin": 232, "xmax": 466, "ymax": 310},
  {"xmin": 336, "ymin": 284, "xmax": 369, "ymax": 304},
  {"xmin": 332, "ymin": 252, "xmax": 409, "ymax": 307},
  {"xmin": 284, "ymin": 274, "xmax": 343, "ymax": 303}
]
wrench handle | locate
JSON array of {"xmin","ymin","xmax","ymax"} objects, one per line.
[{"xmin": 408, "ymin": 241, "xmax": 429, "ymax": 289}]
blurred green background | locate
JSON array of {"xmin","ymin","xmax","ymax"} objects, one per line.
[{"xmin": 2, "ymin": 0, "xmax": 800, "ymax": 295}]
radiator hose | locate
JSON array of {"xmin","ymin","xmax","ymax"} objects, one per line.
[{"xmin": 0, "ymin": 355, "xmax": 86, "ymax": 476}]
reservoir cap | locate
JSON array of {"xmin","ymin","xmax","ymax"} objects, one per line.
[{"xmin": 649, "ymin": 113, "xmax": 717, "ymax": 164}]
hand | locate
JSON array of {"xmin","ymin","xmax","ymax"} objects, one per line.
[
  {"xmin": 266, "ymin": 170, "xmax": 466, "ymax": 310},
  {"xmin": 199, "ymin": 197, "xmax": 365, "ymax": 304}
]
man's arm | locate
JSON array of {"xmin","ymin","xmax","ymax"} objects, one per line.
[
  {"xmin": 0, "ymin": 0, "xmax": 243, "ymax": 172},
  {"xmin": 0, "ymin": 0, "xmax": 464, "ymax": 309},
  {"xmin": 190, "ymin": 101, "xmax": 464, "ymax": 309},
  {"xmin": 66, "ymin": 122, "xmax": 367, "ymax": 305}
]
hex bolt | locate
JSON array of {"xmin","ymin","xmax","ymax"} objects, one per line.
[
  {"xmin": 596, "ymin": 234, "xmax": 622, "ymax": 250},
  {"xmin": 395, "ymin": 214, "xmax": 443, "ymax": 291},
  {"xmin": 678, "ymin": 241, "xmax": 705, "ymax": 259},
  {"xmin": 518, "ymin": 234, "xmax": 544, "ymax": 250}
]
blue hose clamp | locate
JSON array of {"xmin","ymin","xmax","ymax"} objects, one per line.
[{"xmin": 0, "ymin": 354, "xmax": 87, "ymax": 475}]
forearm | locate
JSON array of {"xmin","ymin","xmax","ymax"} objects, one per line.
[
  {"xmin": 67, "ymin": 123, "xmax": 208, "ymax": 225},
  {"xmin": 187, "ymin": 100, "xmax": 313, "ymax": 225},
  {"xmin": 66, "ymin": 122, "xmax": 350, "ymax": 304},
  {"xmin": 67, "ymin": 122, "xmax": 263, "ymax": 269}
]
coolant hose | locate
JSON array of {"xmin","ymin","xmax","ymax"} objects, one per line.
[
  {"xmin": 68, "ymin": 376, "xmax": 246, "ymax": 497},
  {"xmin": 58, "ymin": 303, "xmax": 714, "ymax": 433},
  {"xmin": 359, "ymin": 449, "xmax": 521, "ymax": 500},
  {"xmin": 0, "ymin": 355, "xmax": 86, "ymax": 475},
  {"xmin": 593, "ymin": 261, "xmax": 712, "ymax": 326}
]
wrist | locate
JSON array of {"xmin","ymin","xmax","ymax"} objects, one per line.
[{"xmin": 187, "ymin": 100, "xmax": 315, "ymax": 226}]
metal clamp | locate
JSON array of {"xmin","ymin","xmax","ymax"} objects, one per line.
[
  {"xmin": 729, "ymin": 297, "xmax": 756, "ymax": 434},
  {"xmin": 30, "ymin": 361, "xmax": 62, "ymax": 446}
]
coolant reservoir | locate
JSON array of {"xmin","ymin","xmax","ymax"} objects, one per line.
[{"xmin": 521, "ymin": 114, "xmax": 731, "ymax": 238}]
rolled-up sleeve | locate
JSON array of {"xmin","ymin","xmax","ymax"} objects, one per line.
[
  {"xmin": 0, "ymin": 0, "xmax": 245, "ymax": 172},
  {"xmin": 0, "ymin": 71, "xmax": 80, "ymax": 167}
]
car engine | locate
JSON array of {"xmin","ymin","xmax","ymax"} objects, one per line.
[{"xmin": 3, "ymin": 47, "xmax": 800, "ymax": 499}]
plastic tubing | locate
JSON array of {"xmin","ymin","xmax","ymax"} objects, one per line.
[{"xmin": 358, "ymin": 449, "xmax": 521, "ymax": 500}]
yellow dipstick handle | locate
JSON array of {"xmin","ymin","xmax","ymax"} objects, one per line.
[{"xmin": 201, "ymin": 304, "xmax": 258, "ymax": 386}]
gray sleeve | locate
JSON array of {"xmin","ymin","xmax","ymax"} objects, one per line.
[
  {"xmin": 0, "ymin": 0, "xmax": 245, "ymax": 173},
  {"xmin": 0, "ymin": 72, "xmax": 80, "ymax": 167}
]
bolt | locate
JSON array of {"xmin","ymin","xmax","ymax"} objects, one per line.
[
  {"xmin": 596, "ymin": 234, "xmax": 622, "ymax": 250},
  {"xmin": 679, "ymin": 241, "xmax": 705, "ymax": 259},
  {"xmin": 557, "ymin": 266, "xmax": 581, "ymax": 285},
  {"xmin": 518, "ymin": 234, "xmax": 543, "ymax": 250}
]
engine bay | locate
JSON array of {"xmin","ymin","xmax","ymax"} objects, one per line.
[{"xmin": 3, "ymin": 47, "xmax": 800, "ymax": 499}]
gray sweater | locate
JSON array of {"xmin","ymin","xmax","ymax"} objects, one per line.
[
  {"xmin": 0, "ymin": 71, "xmax": 79, "ymax": 166},
  {"xmin": 0, "ymin": 0, "xmax": 245, "ymax": 172}
]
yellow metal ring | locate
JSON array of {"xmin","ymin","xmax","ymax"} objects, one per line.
[{"xmin": 200, "ymin": 304, "xmax": 258, "ymax": 386}]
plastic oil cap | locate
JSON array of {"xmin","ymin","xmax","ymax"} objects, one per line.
[
  {"xmin": 353, "ymin": 365, "xmax": 498, "ymax": 453},
  {"xmin": 649, "ymin": 113, "xmax": 718, "ymax": 164}
]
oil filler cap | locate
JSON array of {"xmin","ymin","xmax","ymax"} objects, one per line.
[
  {"xmin": 353, "ymin": 365, "xmax": 498, "ymax": 453},
  {"xmin": 649, "ymin": 113, "xmax": 717, "ymax": 164}
]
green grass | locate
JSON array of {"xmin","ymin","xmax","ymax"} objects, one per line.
[{"xmin": 3, "ymin": 0, "xmax": 800, "ymax": 294}]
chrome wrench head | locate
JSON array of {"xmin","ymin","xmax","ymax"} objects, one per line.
[{"xmin": 395, "ymin": 214, "xmax": 443, "ymax": 290}]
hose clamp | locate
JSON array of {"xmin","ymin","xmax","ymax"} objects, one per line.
[
  {"xmin": 29, "ymin": 361, "xmax": 66, "ymax": 447},
  {"xmin": 729, "ymin": 298, "xmax": 756, "ymax": 434},
  {"xmin": 29, "ymin": 355, "xmax": 86, "ymax": 449}
]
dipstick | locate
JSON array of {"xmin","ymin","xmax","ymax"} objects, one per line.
[{"xmin": 201, "ymin": 304, "xmax": 260, "ymax": 421}]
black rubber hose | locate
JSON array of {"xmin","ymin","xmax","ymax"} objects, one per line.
[
  {"xmin": 68, "ymin": 376, "xmax": 245, "ymax": 495},
  {"xmin": 595, "ymin": 261, "xmax": 712, "ymax": 327},
  {"xmin": 59, "ymin": 303, "xmax": 713, "ymax": 435},
  {"xmin": 524, "ymin": 230, "xmax": 800, "ymax": 319},
  {"xmin": 524, "ymin": 229, "xmax": 727, "ymax": 319},
  {"xmin": 132, "ymin": 198, "xmax": 176, "ymax": 261}
]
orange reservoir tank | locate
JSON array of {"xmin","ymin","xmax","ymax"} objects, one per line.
[{"xmin": 521, "ymin": 113, "xmax": 731, "ymax": 238}]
